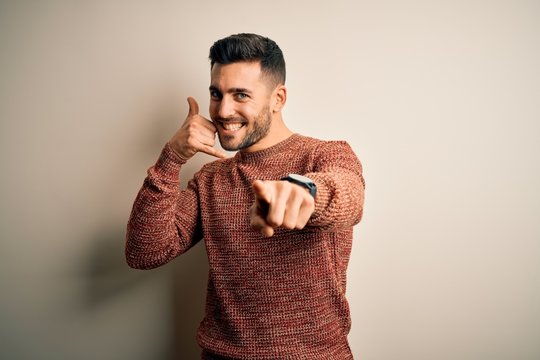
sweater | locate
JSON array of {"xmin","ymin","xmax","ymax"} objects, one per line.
[{"xmin": 126, "ymin": 134, "xmax": 365, "ymax": 359}]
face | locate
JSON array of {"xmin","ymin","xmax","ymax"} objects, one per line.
[{"xmin": 209, "ymin": 61, "xmax": 275, "ymax": 152}]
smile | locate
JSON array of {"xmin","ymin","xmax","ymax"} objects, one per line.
[{"xmin": 218, "ymin": 121, "xmax": 245, "ymax": 132}]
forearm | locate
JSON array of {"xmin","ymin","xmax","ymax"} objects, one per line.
[
  {"xmin": 306, "ymin": 141, "xmax": 365, "ymax": 231},
  {"xmin": 308, "ymin": 169, "xmax": 364, "ymax": 230},
  {"xmin": 126, "ymin": 144, "xmax": 200, "ymax": 269}
]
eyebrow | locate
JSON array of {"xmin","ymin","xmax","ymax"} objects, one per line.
[{"xmin": 209, "ymin": 85, "xmax": 253, "ymax": 94}]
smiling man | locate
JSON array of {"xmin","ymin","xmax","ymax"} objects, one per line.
[{"xmin": 126, "ymin": 33, "xmax": 365, "ymax": 359}]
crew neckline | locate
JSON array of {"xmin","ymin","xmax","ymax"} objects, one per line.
[{"xmin": 236, "ymin": 133, "xmax": 302, "ymax": 162}]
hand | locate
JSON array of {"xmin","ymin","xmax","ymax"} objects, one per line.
[
  {"xmin": 250, "ymin": 180, "xmax": 315, "ymax": 237},
  {"xmin": 169, "ymin": 97, "xmax": 227, "ymax": 160}
]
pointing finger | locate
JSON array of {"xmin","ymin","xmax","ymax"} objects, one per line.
[{"xmin": 252, "ymin": 180, "xmax": 272, "ymax": 204}]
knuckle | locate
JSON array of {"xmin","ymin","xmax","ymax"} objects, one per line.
[
  {"xmin": 266, "ymin": 215, "xmax": 282, "ymax": 227},
  {"xmin": 186, "ymin": 136, "xmax": 198, "ymax": 148},
  {"xmin": 276, "ymin": 181, "xmax": 290, "ymax": 193},
  {"xmin": 185, "ymin": 121, "xmax": 198, "ymax": 131},
  {"xmin": 282, "ymin": 219, "xmax": 296, "ymax": 229},
  {"xmin": 295, "ymin": 222, "xmax": 306, "ymax": 230},
  {"xmin": 304, "ymin": 195, "xmax": 315, "ymax": 208}
]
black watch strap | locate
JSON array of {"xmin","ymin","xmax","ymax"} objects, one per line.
[{"xmin": 281, "ymin": 174, "xmax": 317, "ymax": 198}]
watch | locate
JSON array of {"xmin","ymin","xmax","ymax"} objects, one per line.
[{"xmin": 281, "ymin": 174, "xmax": 317, "ymax": 198}]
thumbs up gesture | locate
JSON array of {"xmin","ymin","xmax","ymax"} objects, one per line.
[
  {"xmin": 169, "ymin": 97, "xmax": 227, "ymax": 160},
  {"xmin": 250, "ymin": 180, "xmax": 315, "ymax": 237}
]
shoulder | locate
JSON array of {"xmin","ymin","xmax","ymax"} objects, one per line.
[
  {"xmin": 294, "ymin": 135, "xmax": 361, "ymax": 175},
  {"xmin": 295, "ymin": 134, "xmax": 356, "ymax": 157}
]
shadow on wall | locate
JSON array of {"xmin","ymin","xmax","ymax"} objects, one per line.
[
  {"xmin": 83, "ymin": 224, "xmax": 208, "ymax": 359},
  {"xmin": 83, "ymin": 227, "xmax": 151, "ymax": 309}
]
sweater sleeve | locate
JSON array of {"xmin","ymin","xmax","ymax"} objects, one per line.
[
  {"xmin": 125, "ymin": 143, "xmax": 203, "ymax": 269},
  {"xmin": 306, "ymin": 141, "xmax": 365, "ymax": 231}
]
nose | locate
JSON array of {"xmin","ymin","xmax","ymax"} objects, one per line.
[{"xmin": 216, "ymin": 96, "xmax": 235, "ymax": 119}]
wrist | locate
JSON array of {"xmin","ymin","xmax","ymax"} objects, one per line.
[
  {"xmin": 166, "ymin": 141, "xmax": 190, "ymax": 162},
  {"xmin": 167, "ymin": 141, "xmax": 190, "ymax": 161},
  {"xmin": 281, "ymin": 174, "xmax": 317, "ymax": 199}
]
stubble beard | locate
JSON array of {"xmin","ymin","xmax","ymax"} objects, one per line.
[{"xmin": 218, "ymin": 106, "xmax": 272, "ymax": 151}]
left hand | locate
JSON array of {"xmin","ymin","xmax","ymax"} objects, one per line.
[{"xmin": 250, "ymin": 180, "xmax": 315, "ymax": 237}]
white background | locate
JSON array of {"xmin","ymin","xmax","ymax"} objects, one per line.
[{"xmin": 1, "ymin": 1, "xmax": 539, "ymax": 359}]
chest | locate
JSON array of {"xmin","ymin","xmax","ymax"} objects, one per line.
[{"xmin": 197, "ymin": 155, "xmax": 315, "ymax": 234}]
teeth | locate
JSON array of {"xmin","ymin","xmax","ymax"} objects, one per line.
[{"xmin": 222, "ymin": 123, "xmax": 243, "ymax": 131}]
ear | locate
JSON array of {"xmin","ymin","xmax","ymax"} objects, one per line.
[{"xmin": 271, "ymin": 85, "xmax": 287, "ymax": 113}]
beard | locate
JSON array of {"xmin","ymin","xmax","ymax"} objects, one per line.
[{"xmin": 217, "ymin": 105, "xmax": 272, "ymax": 151}]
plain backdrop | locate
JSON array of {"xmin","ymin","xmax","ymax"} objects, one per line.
[{"xmin": 1, "ymin": 1, "xmax": 539, "ymax": 359}]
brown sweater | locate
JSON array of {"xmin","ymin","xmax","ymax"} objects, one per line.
[{"xmin": 126, "ymin": 134, "xmax": 365, "ymax": 359}]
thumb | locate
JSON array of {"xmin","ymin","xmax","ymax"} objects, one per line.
[
  {"xmin": 187, "ymin": 96, "xmax": 199, "ymax": 116},
  {"xmin": 252, "ymin": 180, "xmax": 271, "ymax": 204}
]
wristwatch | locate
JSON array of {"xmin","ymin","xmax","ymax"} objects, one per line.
[{"xmin": 281, "ymin": 174, "xmax": 317, "ymax": 198}]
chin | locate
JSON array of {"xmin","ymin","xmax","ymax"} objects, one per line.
[
  {"xmin": 221, "ymin": 144, "xmax": 239, "ymax": 151},
  {"xmin": 219, "ymin": 136, "xmax": 242, "ymax": 151}
]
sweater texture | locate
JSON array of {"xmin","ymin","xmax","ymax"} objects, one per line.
[{"xmin": 126, "ymin": 134, "xmax": 365, "ymax": 359}]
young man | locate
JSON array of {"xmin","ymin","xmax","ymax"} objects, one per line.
[{"xmin": 126, "ymin": 33, "xmax": 365, "ymax": 359}]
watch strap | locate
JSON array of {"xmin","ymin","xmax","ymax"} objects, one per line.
[{"xmin": 280, "ymin": 174, "xmax": 317, "ymax": 198}]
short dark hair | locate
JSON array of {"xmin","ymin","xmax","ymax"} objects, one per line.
[{"xmin": 209, "ymin": 33, "xmax": 286, "ymax": 86}]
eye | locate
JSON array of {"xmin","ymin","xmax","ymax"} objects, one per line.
[
  {"xmin": 210, "ymin": 89, "xmax": 222, "ymax": 100},
  {"xmin": 235, "ymin": 92, "xmax": 249, "ymax": 101}
]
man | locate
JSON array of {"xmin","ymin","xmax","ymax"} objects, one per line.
[{"xmin": 126, "ymin": 33, "xmax": 365, "ymax": 359}]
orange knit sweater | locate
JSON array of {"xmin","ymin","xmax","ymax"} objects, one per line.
[{"xmin": 126, "ymin": 134, "xmax": 365, "ymax": 359}]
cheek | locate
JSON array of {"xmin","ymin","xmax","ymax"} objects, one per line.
[
  {"xmin": 243, "ymin": 112, "xmax": 257, "ymax": 124},
  {"xmin": 208, "ymin": 103, "xmax": 218, "ymax": 117},
  {"xmin": 241, "ymin": 104, "xmax": 263, "ymax": 120}
]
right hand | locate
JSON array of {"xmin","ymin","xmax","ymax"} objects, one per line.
[
  {"xmin": 169, "ymin": 97, "xmax": 227, "ymax": 160},
  {"xmin": 250, "ymin": 180, "xmax": 315, "ymax": 237}
]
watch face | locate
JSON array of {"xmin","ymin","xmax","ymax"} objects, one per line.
[{"xmin": 288, "ymin": 174, "xmax": 314, "ymax": 184}]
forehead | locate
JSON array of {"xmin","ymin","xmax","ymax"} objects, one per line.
[{"xmin": 210, "ymin": 61, "xmax": 265, "ymax": 89}]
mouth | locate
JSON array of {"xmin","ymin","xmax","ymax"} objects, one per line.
[{"xmin": 216, "ymin": 120, "xmax": 246, "ymax": 133}]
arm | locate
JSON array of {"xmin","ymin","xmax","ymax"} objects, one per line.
[
  {"xmin": 306, "ymin": 140, "xmax": 365, "ymax": 230},
  {"xmin": 125, "ymin": 145, "xmax": 201, "ymax": 269},
  {"xmin": 126, "ymin": 97, "xmax": 226, "ymax": 269},
  {"xmin": 250, "ymin": 140, "xmax": 364, "ymax": 236}
]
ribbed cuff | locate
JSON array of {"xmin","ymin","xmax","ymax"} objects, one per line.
[
  {"xmin": 306, "ymin": 173, "xmax": 333, "ymax": 226},
  {"xmin": 153, "ymin": 143, "xmax": 187, "ymax": 179}
]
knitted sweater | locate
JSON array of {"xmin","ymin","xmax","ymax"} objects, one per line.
[{"xmin": 126, "ymin": 134, "xmax": 365, "ymax": 359}]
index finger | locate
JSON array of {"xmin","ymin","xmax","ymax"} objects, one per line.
[{"xmin": 252, "ymin": 180, "xmax": 272, "ymax": 204}]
